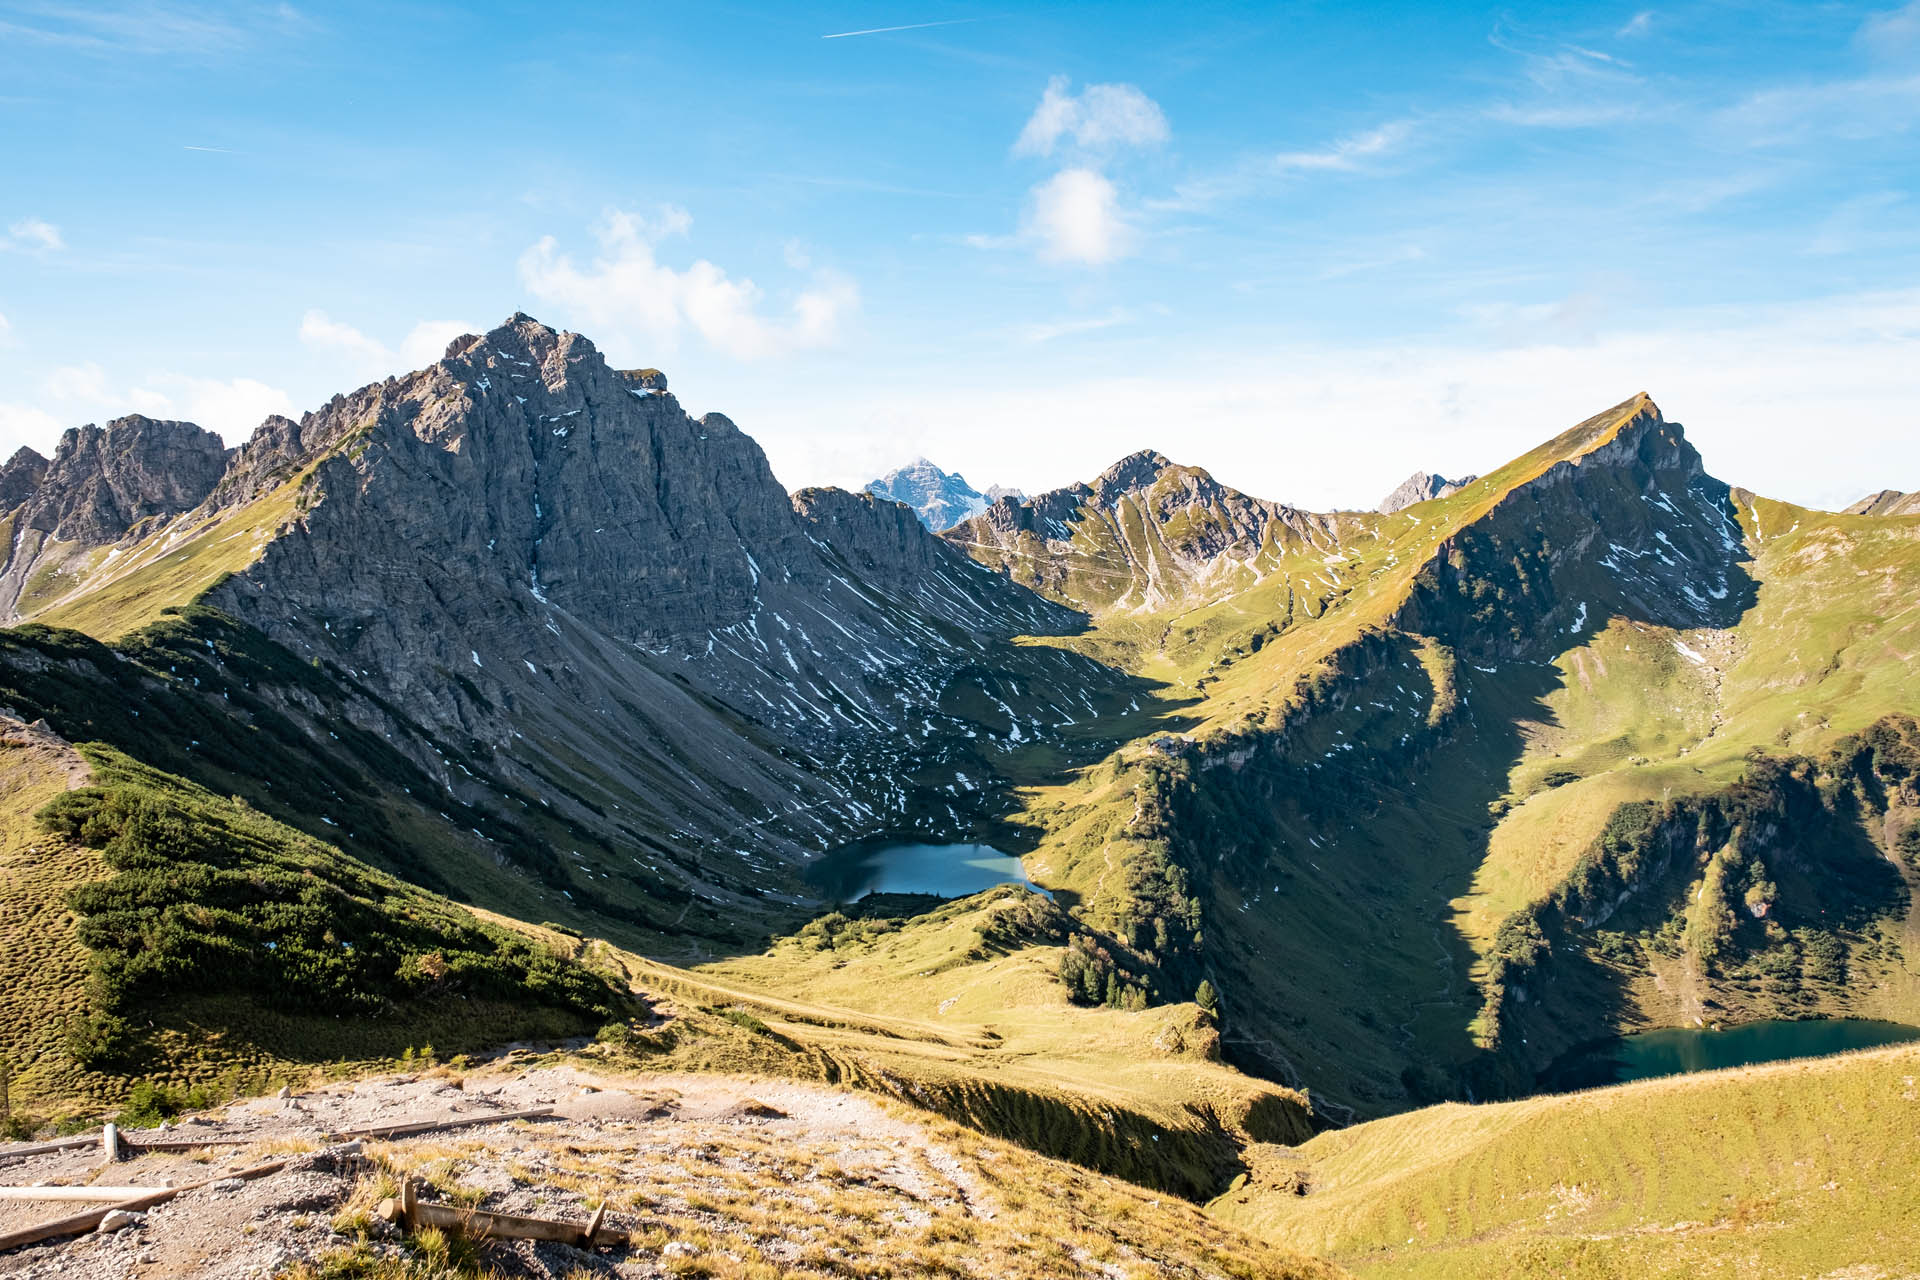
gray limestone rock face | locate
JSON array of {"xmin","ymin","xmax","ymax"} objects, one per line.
[
  {"xmin": 13, "ymin": 415, "xmax": 229, "ymax": 544},
  {"xmin": 173, "ymin": 314, "xmax": 1121, "ymax": 908},
  {"xmin": 0, "ymin": 446, "xmax": 48, "ymax": 510},
  {"xmin": 1377, "ymin": 470, "xmax": 1479, "ymax": 514},
  {"xmin": 0, "ymin": 415, "xmax": 231, "ymax": 617}
]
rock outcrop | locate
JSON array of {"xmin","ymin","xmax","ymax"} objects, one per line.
[
  {"xmin": 1844, "ymin": 489, "xmax": 1920, "ymax": 518},
  {"xmin": 1377, "ymin": 470, "xmax": 1478, "ymax": 514}
]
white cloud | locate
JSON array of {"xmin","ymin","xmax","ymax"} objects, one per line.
[
  {"xmin": 0, "ymin": 311, "xmax": 11, "ymax": 344},
  {"xmin": 44, "ymin": 362, "xmax": 112, "ymax": 403},
  {"xmin": 30, "ymin": 361, "xmax": 292, "ymax": 443},
  {"xmin": 4, "ymin": 218, "xmax": 65, "ymax": 252},
  {"xmin": 1022, "ymin": 168, "xmax": 1131, "ymax": 265},
  {"xmin": 1274, "ymin": 122, "xmax": 1412, "ymax": 171},
  {"xmin": 518, "ymin": 208, "xmax": 859, "ymax": 360},
  {"xmin": 1618, "ymin": 10, "xmax": 1654, "ymax": 37},
  {"xmin": 0, "ymin": 401, "xmax": 63, "ymax": 452},
  {"xmin": 154, "ymin": 375, "xmax": 295, "ymax": 439},
  {"xmin": 1014, "ymin": 76, "xmax": 1168, "ymax": 157},
  {"xmin": 299, "ymin": 310, "xmax": 482, "ymax": 378}
]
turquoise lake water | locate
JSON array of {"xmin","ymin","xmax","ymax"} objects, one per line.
[
  {"xmin": 806, "ymin": 841, "xmax": 1046, "ymax": 902},
  {"xmin": 1539, "ymin": 1018, "xmax": 1920, "ymax": 1092}
]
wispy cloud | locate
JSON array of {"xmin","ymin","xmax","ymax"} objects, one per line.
[
  {"xmin": 1013, "ymin": 76, "xmax": 1169, "ymax": 157},
  {"xmin": 519, "ymin": 208, "xmax": 859, "ymax": 360},
  {"xmin": 1016, "ymin": 307, "xmax": 1135, "ymax": 343},
  {"xmin": 1317, "ymin": 243, "xmax": 1426, "ymax": 280},
  {"xmin": 1719, "ymin": 72, "xmax": 1920, "ymax": 145},
  {"xmin": 183, "ymin": 143, "xmax": 238, "ymax": 153},
  {"xmin": 298, "ymin": 311, "xmax": 476, "ymax": 377},
  {"xmin": 1807, "ymin": 190, "xmax": 1908, "ymax": 256},
  {"xmin": 1618, "ymin": 10, "xmax": 1655, "ymax": 38},
  {"xmin": 1858, "ymin": 1, "xmax": 1920, "ymax": 56},
  {"xmin": 3, "ymin": 217, "xmax": 64, "ymax": 252},
  {"xmin": 821, "ymin": 18, "xmax": 975, "ymax": 39},
  {"xmin": 1274, "ymin": 122, "xmax": 1411, "ymax": 172},
  {"xmin": 0, "ymin": 2, "xmax": 309, "ymax": 58}
]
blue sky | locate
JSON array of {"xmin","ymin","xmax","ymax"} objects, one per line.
[{"xmin": 1, "ymin": 1, "xmax": 1916, "ymax": 510}]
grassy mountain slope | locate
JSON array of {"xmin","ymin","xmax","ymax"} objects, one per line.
[
  {"xmin": 1212, "ymin": 1040, "xmax": 1920, "ymax": 1279},
  {"xmin": 931, "ymin": 394, "xmax": 1920, "ymax": 1114},
  {"xmin": 0, "ymin": 719, "xmax": 631, "ymax": 1125}
]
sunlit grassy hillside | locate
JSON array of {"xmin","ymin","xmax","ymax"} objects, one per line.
[{"xmin": 1213, "ymin": 1040, "xmax": 1920, "ymax": 1279}]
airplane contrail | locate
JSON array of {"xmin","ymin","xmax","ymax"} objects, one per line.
[{"xmin": 822, "ymin": 18, "xmax": 976, "ymax": 39}]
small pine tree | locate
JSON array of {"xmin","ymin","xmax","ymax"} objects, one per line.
[{"xmin": 1194, "ymin": 979, "xmax": 1218, "ymax": 1015}]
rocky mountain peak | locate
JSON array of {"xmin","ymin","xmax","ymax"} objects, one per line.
[
  {"xmin": 0, "ymin": 447, "xmax": 49, "ymax": 511},
  {"xmin": 1844, "ymin": 489, "xmax": 1920, "ymax": 517},
  {"xmin": 17, "ymin": 415, "xmax": 229, "ymax": 544},
  {"xmin": 1378, "ymin": 470, "xmax": 1478, "ymax": 514},
  {"xmin": 1090, "ymin": 449, "xmax": 1183, "ymax": 500},
  {"xmin": 864, "ymin": 457, "xmax": 991, "ymax": 531}
]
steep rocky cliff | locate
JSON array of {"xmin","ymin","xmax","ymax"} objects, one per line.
[
  {"xmin": 0, "ymin": 316, "xmax": 1140, "ymax": 947},
  {"xmin": 0, "ymin": 416, "xmax": 230, "ymax": 616}
]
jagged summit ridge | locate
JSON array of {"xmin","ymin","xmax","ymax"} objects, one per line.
[
  {"xmin": 0, "ymin": 313, "xmax": 1124, "ymax": 917},
  {"xmin": 948, "ymin": 447, "xmax": 1353, "ymax": 612},
  {"xmin": 863, "ymin": 457, "xmax": 991, "ymax": 531},
  {"xmin": 1377, "ymin": 470, "xmax": 1478, "ymax": 514}
]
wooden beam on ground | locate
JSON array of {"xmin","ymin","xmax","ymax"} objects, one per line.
[
  {"xmin": 120, "ymin": 1137, "xmax": 248, "ymax": 1153},
  {"xmin": 0, "ymin": 1160, "xmax": 286, "ymax": 1253},
  {"xmin": 0, "ymin": 1187, "xmax": 181, "ymax": 1203},
  {"xmin": 378, "ymin": 1188, "xmax": 627, "ymax": 1250},
  {"xmin": 0, "ymin": 1135, "xmax": 100, "ymax": 1163},
  {"xmin": 332, "ymin": 1106, "xmax": 555, "ymax": 1141}
]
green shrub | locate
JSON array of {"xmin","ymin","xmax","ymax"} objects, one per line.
[{"xmin": 42, "ymin": 747, "xmax": 626, "ymax": 1062}]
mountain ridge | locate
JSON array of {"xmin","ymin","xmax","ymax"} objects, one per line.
[{"xmin": 1, "ymin": 325, "xmax": 1916, "ymax": 1276}]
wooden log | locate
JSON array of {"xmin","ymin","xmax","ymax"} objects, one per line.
[
  {"xmin": 120, "ymin": 1137, "xmax": 247, "ymax": 1153},
  {"xmin": 0, "ymin": 1186, "xmax": 180, "ymax": 1203},
  {"xmin": 377, "ymin": 1194, "xmax": 627, "ymax": 1249},
  {"xmin": 0, "ymin": 1159, "xmax": 286, "ymax": 1252},
  {"xmin": 580, "ymin": 1201, "xmax": 606, "ymax": 1246},
  {"xmin": 0, "ymin": 1135, "xmax": 100, "ymax": 1163},
  {"xmin": 332, "ymin": 1106, "xmax": 556, "ymax": 1141}
]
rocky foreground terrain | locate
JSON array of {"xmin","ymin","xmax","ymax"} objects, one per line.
[{"xmin": 0, "ymin": 1065, "xmax": 1334, "ymax": 1280}]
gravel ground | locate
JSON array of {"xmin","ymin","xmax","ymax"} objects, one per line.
[{"xmin": 0, "ymin": 1064, "xmax": 975, "ymax": 1280}]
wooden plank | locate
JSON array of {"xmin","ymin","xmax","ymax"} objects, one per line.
[
  {"xmin": 0, "ymin": 1135, "xmax": 100, "ymax": 1163},
  {"xmin": 332, "ymin": 1106, "xmax": 556, "ymax": 1141},
  {"xmin": 0, "ymin": 1187, "xmax": 179, "ymax": 1203},
  {"xmin": 0, "ymin": 1159, "xmax": 286, "ymax": 1252},
  {"xmin": 378, "ymin": 1193, "xmax": 627, "ymax": 1249},
  {"xmin": 120, "ymin": 1137, "xmax": 247, "ymax": 1153}
]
